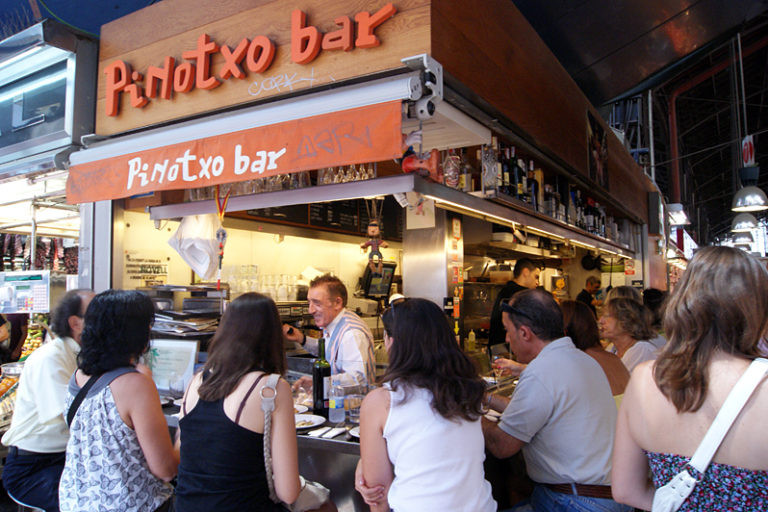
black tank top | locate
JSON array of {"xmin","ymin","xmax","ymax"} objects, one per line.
[{"xmin": 174, "ymin": 371, "xmax": 286, "ymax": 512}]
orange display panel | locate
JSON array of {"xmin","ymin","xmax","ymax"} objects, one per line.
[{"xmin": 68, "ymin": 101, "xmax": 402, "ymax": 204}]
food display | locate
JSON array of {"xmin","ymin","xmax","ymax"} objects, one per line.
[
  {"xmin": 19, "ymin": 322, "xmax": 45, "ymax": 360},
  {"xmin": 0, "ymin": 375, "xmax": 18, "ymax": 396}
]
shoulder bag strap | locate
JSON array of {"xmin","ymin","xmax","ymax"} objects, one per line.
[
  {"xmin": 260, "ymin": 373, "xmax": 282, "ymax": 503},
  {"xmin": 66, "ymin": 373, "xmax": 103, "ymax": 427},
  {"xmin": 689, "ymin": 358, "xmax": 768, "ymax": 473}
]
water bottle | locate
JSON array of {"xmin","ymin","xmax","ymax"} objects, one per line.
[{"xmin": 328, "ymin": 378, "xmax": 345, "ymax": 424}]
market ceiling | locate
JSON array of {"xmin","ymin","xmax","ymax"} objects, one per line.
[{"xmin": 1, "ymin": 0, "xmax": 767, "ymax": 243}]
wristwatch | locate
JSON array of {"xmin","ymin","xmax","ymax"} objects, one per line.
[{"xmin": 300, "ymin": 333, "xmax": 307, "ymax": 346}]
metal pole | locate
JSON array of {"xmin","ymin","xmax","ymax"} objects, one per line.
[
  {"xmin": 737, "ymin": 32, "xmax": 748, "ymax": 135},
  {"xmin": 30, "ymin": 204, "xmax": 37, "ymax": 270},
  {"xmin": 647, "ymin": 89, "xmax": 655, "ymax": 182}
]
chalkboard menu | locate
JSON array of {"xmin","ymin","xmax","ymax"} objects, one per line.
[
  {"xmin": 242, "ymin": 196, "xmax": 403, "ymax": 241},
  {"xmin": 245, "ymin": 204, "xmax": 309, "ymax": 225},
  {"xmin": 309, "ymin": 200, "xmax": 359, "ymax": 233}
]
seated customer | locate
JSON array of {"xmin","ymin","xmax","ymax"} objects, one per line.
[
  {"xmin": 482, "ymin": 289, "xmax": 631, "ymax": 512},
  {"xmin": 59, "ymin": 290, "xmax": 178, "ymax": 512},
  {"xmin": 2, "ymin": 290, "xmax": 93, "ymax": 512},
  {"xmin": 175, "ymin": 293, "xmax": 302, "ymax": 511},
  {"xmin": 356, "ymin": 298, "xmax": 496, "ymax": 512},
  {"xmin": 612, "ymin": 246, "xmax": 768, "ymax": 509},
  {"xmin": 561, "ymin": 300, "xmax": 630, "ymax": 401},
  {"xmin": 599, "ymin": 298, "xmax": 658, "ymax": 372}
]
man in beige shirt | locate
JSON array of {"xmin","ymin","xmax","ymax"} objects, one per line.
[{"xmin": 2, "ymin": 289, "xmax": 94, "ymax": 512}]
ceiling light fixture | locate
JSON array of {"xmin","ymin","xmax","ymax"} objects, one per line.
[{"xmin": 731, "ymin": 212, "xmax": 758, "ymax": 232}]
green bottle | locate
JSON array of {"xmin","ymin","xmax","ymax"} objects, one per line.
[{"xmin": 312, "ymin": 338, "xmax": 331, "ymax": 418}]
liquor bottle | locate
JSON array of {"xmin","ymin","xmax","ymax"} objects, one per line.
[
  {"xmin": 568, "ymin": 188, "xmax": 577, "ymax": 226},
  {"xmin": 501, "ymin": 147, "xmax": 512, "ymax": 195},
  {"xmin": 576, "ymin": 190, "xmax": 587, "ymax": 230},
  {"xmin": 585, "ymin": 197, "xmax": 596, "ymax": 234},
  {"xmin": 528, "ymin": 160, "xmax": 540, "ymax": 212},
  {"xmin": 517, "ymin": 158, "xmax": 529, "ymax": 204},
  {"xmin": 510, "ymin": 147, "xmax": 521, "ymax": 198},
  {"xmin": 312, "ymin": 338, "xmax": 331, "ymax": 418}
]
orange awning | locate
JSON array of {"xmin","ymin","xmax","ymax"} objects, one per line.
[{"xmin": 67, "ymin": 100, "xmax": 402, "ymax": 204}]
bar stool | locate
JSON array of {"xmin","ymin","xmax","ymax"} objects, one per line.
[{"xmin": 5, "ymin": 491, "xmax": 44, "ymax": 512}]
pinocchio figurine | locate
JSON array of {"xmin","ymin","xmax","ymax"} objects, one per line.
[{"xmin": 361, "ymin": 220, "xmax": 388, "ymax": 275}]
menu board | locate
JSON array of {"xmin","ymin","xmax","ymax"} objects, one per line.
[
  {"xmin": 245, "ymin": 204, "xmax": 309, "ymax": 225},
  {"xmin": 0, "ymin": 270, "xmax": 50, "ymax": 313},
  {"xmin": 242, "ymin": 197, "xmax": 403, "ymax": 241},
  {"xmin": 309, "ymin": 200, "xmax": 360, "ymax": 232}
]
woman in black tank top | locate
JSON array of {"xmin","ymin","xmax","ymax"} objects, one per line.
[{"xmin": 174, "ymin": 293, "xmax": 302, "ymax": 511}]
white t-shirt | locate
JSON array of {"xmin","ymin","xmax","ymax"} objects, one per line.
[
  {"xmin": 383, "ymin": 384, "xmax": 496, "ymax": 512},
  {"xmin": 621, "ymin": 340, "xmax": 658, "ymax": 373},
  {"xmin": 499, "ymin": 337, "xmax": 617, "ymax": 485},
  {"xmin": 2, "ymin": 336, "xmax": 79, "ymax": 452}
]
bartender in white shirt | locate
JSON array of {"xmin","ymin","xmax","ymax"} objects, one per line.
[
  {"xmin": 284, "ymin": 274, "xmax": 374, "ymax": 390},
  {"xmin": 2, "ymin": 289, "xmax": 94, "ymax": 512}
]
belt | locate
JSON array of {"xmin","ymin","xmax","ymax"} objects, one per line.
[
  {"xmin": 544, "ymin": 483, "xmax": 614, "ymax": 499},
  {"xmin": 10, "ymin": 446, "xmax": 64, "ymax": 457}
]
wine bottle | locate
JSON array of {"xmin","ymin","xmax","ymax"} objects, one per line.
[
  {"xmin": 312, "ymin": 338, "xmax": 331, "ymax": 418},
  {"xmin": 502, "ymin": 147, "xmax": 512, "ymax": 195},
  {"xmin": 528, "ymin": 160, "xmax": 539, "ymax": 212},
  {"xmin": 510, "ymin": 147, "xmax": 520, "ymax": 198}
]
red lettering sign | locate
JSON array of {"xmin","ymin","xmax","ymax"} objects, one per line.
[{"xmin": 104, "ymin": 4, "xmax": 397, "ymax": 118}]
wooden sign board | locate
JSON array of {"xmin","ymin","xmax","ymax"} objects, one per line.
[
  {"xmin": 69, "ymin": 101, "xmax": 402, "ymax": 203},
  {"xmin": 96, "ymin": 0, "xmax": 430, "ymax": 135}
]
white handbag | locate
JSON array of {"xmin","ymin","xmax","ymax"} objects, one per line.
[{"xmin": 652, "ymin": 357, "xmax": 768, "ymax": 512}]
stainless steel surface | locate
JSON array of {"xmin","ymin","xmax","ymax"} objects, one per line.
[
  {"xmin": 297, "ymin": 435, "xmax": 366, "ymax": 512},
  {"xmin": 403, "ymin": 207, "xmax": 451, "ymax": 310}
]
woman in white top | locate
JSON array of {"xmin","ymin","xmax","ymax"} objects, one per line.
[
  {"xmin": 599, "ymin": 297, "xmax": 658, "ymax": 373},
  {"xmin": 355, "ymin": 298, "xmax": 496, "ymax": 512}
]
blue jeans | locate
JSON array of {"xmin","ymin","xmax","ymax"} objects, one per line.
[
  {"xmin": 2, "ymin": 447, "xmax": 65, "ymax": 512},
  {"xmin": 507, "ymin": 485, "xmax": 633, "ymax": 512}
]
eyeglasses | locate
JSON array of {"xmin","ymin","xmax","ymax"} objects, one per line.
[
  {"xmin": 500, "ymin": 298, "xmax": 533, "ymax": 322},
  {"xmin": 380, "ymin": 297, "xmax": 407, "ymax": 326}
]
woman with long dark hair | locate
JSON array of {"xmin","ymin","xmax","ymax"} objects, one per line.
[
  {"xmin": 612, "ymin": 246, "xmax": 768, "ymax": 509},
  {"xmin": 355, "ymin": 298, "xmax": 496, "ymax": 512},
  {"xmin": 174, "ymin": 292, "xmax": 301, "ymax": 511},
  {"xmin": 59, "ymin": 290, "xmax": 178, "ymax": 512},
  {"xmin": 560, "ymin": 300, "xmax": 629, "ymax": 398}
]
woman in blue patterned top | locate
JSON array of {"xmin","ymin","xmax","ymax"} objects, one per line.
[{"xmin": 612, "ymin": 246, "xmax": 768, "ymax": 510}]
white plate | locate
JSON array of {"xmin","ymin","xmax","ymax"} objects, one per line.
[
  {"xmin": 348, "ymin": 426, "xmax": 360, "ymax": 438},
  {"xmin": 295, "ymin": 414, "xmax": 325, "ymax": 429},
  {"xmin": 293, "ymin": 404, "xmax": 308, "ymax": 414}
]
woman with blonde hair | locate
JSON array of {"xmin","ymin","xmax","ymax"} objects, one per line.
[
  {"xmin": 599, "ymin": 298, "xmax": 657, "ymax": 372},
  {"xmin": 612, "ymin": 246, "xmax": 768, "ymax": 510}
]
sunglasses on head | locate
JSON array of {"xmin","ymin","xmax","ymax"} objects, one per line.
[{"xmin": 500, "ymin": 298, "xmax": 533, "ymax": 322}]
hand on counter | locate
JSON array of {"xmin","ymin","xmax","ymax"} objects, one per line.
[
  {"xmin": 354, "ymin": 460, "xmax": 386, "ymax": 506},
  {"xmin": 493, "ymin": 357, "xmax": 527, "ymax": 377},
  {"xmin": 292, "ymin": 375, "xmax": 313, "ymax": 393}
]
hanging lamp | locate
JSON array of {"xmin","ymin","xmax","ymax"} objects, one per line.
[
  {"xmin": 731, "ymin": 212, "xmax": 758, "ymax": 232},
  {"xmin": 732, "ymin": 166, "xmax": 768, "ymax": 212},
  {"xmin": 733, "ymin": 231, "xmax": 754, "ymax": 244}
]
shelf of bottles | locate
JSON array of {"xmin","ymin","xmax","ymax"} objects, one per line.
[
  {"xmin": 178, "ymin": 138, "xmax": 629, "ymax": 249},
  {"xmin": 464, "ymin": 137, "xmax": 629, "ymax": 248}
]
